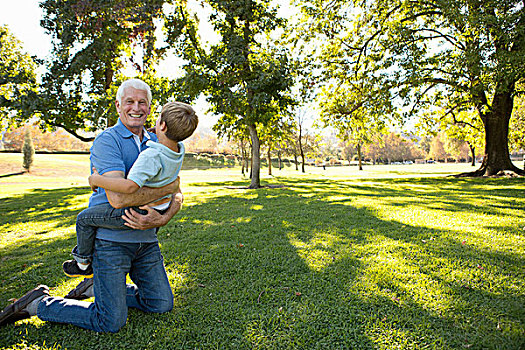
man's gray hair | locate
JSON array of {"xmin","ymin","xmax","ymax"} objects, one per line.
[{"xmin": 116, "ymin": 79, "xmax": 152, "ymax": 105}]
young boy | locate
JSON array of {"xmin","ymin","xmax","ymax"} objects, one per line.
[{"xmin": 62, "ymin": 101, "xmax": 198, "ymax": 277}]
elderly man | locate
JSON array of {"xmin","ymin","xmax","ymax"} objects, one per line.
[{"xmin": 0, "ymin": 79, "xmax": 181, "ymax": 332}]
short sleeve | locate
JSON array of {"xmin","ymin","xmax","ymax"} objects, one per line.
[{"xmin": 90, "ymin": 133, "xmax": 125, "ymax": 175}]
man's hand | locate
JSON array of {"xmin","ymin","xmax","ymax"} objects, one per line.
[
  {"xmin": 88, "ymin": 167, "xmax": 99, "ymax": 192},
  {"xmin": 122, "ymin": 205, "xmax": 168, "ymax": 230},
  {"xmin": 122, "ymin": 189, "xmax": 184, "ymax": 230}
]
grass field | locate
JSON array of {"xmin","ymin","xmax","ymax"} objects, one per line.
[{"xmin": 0, "ymin": 153, "xmax": 524, "ymax": 349}]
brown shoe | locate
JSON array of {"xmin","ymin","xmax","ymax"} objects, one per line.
[
  {"xmin": 0, "ymin": 285, "xmax": 49, "ymax": 327},
  {"xmin": 64, "ymin": 278, "xmax": 94, "ymax": 300}
]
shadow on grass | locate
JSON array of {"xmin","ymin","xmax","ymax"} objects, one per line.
[
  {"xmin": 0, "ymin": 177, "xmax": 524, "ymax": 349},
  {"xmin": 0, "ymin": 187, "xmax": 88, "ymax": 229},
  {"xmin": 0, "ymin": 171, "xmax": 25, "ymax": 178}
]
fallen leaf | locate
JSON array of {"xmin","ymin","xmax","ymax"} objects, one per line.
[{"xmin": 295, "ymin": 292, "xmax": 302, "ymax": 296}]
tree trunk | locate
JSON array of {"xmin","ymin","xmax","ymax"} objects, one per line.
[
  {"xmin": 357, "ymin": 143, "xmax": 363, "ymax": 171},
  {"xmin": 293, "ymin": 150, "xmax": 299, "ymax": 171},
  {"xmin": 468, "ymin": 143, "xmax": 476, "ymax": 166},
  {"xmin": 300, "ymin": 149, "xmax": 305, "ymax": 173},
  {"xmin": 248, "ymin": 123, "xmax": 261, "ymax": 188},
  {"xmin": 459, "ymin": 91, "xmax": 524, "ymax": 176},
  {"xmin": 267, "ymin": 146, "xmax": 272, "ymax": 176},
  {"xmin": 298, "ymin": 124, "xmax": 305, "ymax": 173},
  {"xmin": 240, "ymin": 140, "xmax": 246, "ymax": 175},
  {"xmin": 247, "ymin": 147, "xmax": 251, "ymax": 175},
  {"xmin": 278, "ymin": 150, "xmax": 282, "ymax": 170}
]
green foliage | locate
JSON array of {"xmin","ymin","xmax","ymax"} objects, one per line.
[
  {"xmin": 296, "ymin": 0, "xmax": 525, "ymax": 174},
  {"xmin": 509, "ymin": 93, "xmax": 525, "ymax": 153},
  {"xmin": 0, "ymin": 26, "xmax": 37, "ymax": 117},
  {"xmin": 10, "ymin": 0, "xmax": 189, "ymax": 140},
  {"xmin": 22, "ymin": 128, "xmax": 35, "ymax": 172},
  {"xmin": 165, "ymin": 0, "xmax": 295, "ymax": 187}
]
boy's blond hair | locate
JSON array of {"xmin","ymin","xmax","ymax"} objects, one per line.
[{"xmin": 160, "ymin": 102, "xmax": 199, "ymax": 142}]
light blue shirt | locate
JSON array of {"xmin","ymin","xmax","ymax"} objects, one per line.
[{"xmin": 127, "ymin": 141, "xmax": 185, "ymax": 188}]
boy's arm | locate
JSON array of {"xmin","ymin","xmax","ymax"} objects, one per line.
[
  {"xmin": 102, "ymin": 170, "xmax": 180, "ymax": 209},
  {"xmin": 122, "ymin": 186, "xmax": 184, "ymax": 230},
  {"xmin": 89, "ymin": 172, "xmax": 140, "ymax": 194}
]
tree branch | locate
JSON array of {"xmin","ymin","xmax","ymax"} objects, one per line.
[{"xmin": 49, "ymin": 122, "xmax": 94, "ymax": 142}]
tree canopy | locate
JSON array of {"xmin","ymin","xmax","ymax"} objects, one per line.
[
  {"xmin": 166, "ymin": 0, "xmax": 295, "ymax": 187},
  {"xmin": 296, "ymin": 0, "xmax": 525, "ymax": 175},
  {"xmin": 0, "ymin": 26, "xmax": 37, "ymax": 120}
]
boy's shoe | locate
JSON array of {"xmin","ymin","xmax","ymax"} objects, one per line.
[
  {"xmin": 62, "ymin": 260, "xmax": 93, "ymax": 278},
  {"xmin": 64, "ymin": 278, "xmax": 94, "ymax": 300},
  {"xmin": 0, "ymin": 285, "xmax": 49, "ymax": 327}
]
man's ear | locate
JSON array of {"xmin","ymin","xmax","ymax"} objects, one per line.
[{"xmin": 115, "ymin": 100, "xmax": 121, "ymax": 113}]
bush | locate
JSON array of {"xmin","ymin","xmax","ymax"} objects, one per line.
[{"xmin": 22, "ymin": 129, "xmax": 34, "ymax": 172}]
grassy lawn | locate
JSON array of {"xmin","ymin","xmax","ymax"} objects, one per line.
[{"xmin": 0, "ymin": 154, "xmax": 524, "ymax": 349}]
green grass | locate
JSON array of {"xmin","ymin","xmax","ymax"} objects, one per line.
[{"xmin": 0, "ymin": 157, "xmax": 524, "ymax": 349}]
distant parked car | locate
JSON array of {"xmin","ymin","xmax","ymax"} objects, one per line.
[
  {"xmin": 426, "ymin": 160, "xmax": 435, "ymax": 163},
  {"xmin": 404, "ymin": 161, "xmax": 413, "ymax": 165}
]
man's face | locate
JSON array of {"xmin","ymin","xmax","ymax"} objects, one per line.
[{"xmin": 115, "ymin": 87, "xmax": 150, "ymax": 135}]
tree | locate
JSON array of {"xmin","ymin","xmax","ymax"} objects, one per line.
[
  {"xmin": 11, "ymin": 0, "xmax": 194, "ymax": 140},
  {"xmin": 317, "ymin": 85, "xmax": 389, "ymax": 170},
  {"xmin": 296, "ymin": 0, "xmax": 525, "ymax": 176},
  {"xmin": 440, "ymin": 110, "xmax": 484, "ymax": 165},
  {"xmin": 0, "ymin": 26, "xmax": 37, "ymax": 118},
  {"xmin": 167, "ymin": 0, "xmax": 294, "ymax": 188},
  {"xmin": 22, "ymin": 128, "xmax": 35, "ymax": 172},
  {"xmin": 290, "ymin": 108, "xmax": 313, "ymax": 173},
  {"xmin": 429, "ymin": 133, "xmax": 449, "ymax": 162},
  {"xmin": 444, "ymin": 136, "xmax": 469, "ymax": 162},
  {"xmin": 339, "ymin": 138, "xmax": 356, "ymax": 165}
]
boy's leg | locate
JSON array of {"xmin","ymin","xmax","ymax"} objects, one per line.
[
  {"xmin": 65, "ymin": 204, "xmax": 142, "ymax": 277},
  {"xmin": 73, "ymin": 204, "xmax": 138, "ymax": 262}
]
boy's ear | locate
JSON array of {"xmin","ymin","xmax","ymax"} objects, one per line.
[{"xmin": 159, "ymin": 121, "xmax": 167, "ymax": 132}]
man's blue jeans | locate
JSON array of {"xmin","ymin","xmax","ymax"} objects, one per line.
[
  {"xmin": 38, "ymin": 239, "xmax": 173, "ymax": 332},
  {"xmin": 72, "ymin": 204, "xmax": 162, "ymax": 265}
]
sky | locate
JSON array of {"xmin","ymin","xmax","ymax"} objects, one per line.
[{"xmin": 0, "ymin": 0, "xmax": 53, "ymax": 60}]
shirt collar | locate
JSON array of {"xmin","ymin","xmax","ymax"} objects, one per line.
[{"xmin": 114, "ymin": 119, "xmax": 151, "ymax": 140}]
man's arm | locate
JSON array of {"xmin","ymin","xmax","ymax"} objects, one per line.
[
  {"xmin": 122, "ymin": 186, "xmax": 184, "ymax": 230},
  {"xmin": 103, "ymin": 170, "xmax": 180, "ymax": 209}
]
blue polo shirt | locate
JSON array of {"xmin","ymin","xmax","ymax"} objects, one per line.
[{"xmin": 89, "ymin": 119, "xmax": 159, "ymax": 243}]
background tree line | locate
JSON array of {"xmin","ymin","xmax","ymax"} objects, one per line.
[{"xmin": 1, "ymin": 0, "xmax": 524, "ymax": 187}]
